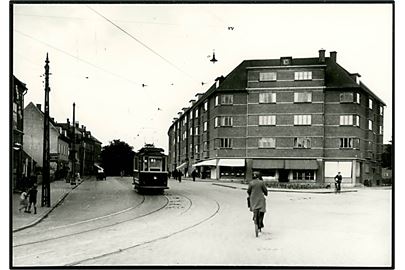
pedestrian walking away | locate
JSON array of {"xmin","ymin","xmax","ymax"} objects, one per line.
[
  {"xmin": 334, "ymin": 171, "xmax": 342, "ymax": 194},
  {"xmin": 191, "ymin": 169, "xmax": 197, "ymax": 182},
  {"xmin": 178, "ymin": 170, "xmax": 182, "ymax": 183},
  {"xmin": 247, "ymin": 171, "xmax": 268, "ymax": 237},
  {"xmin": 27, "ymin": 183, "xmax": 38, "ymax": 214},
  {"xmin": 18, "ymin": 189, "xmax": 29, "ymax": 213}
]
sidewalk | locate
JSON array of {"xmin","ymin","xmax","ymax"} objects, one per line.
[
  {"xmin": 180, "ymin": 177, "xmax": 358, "ymax": 194},
  {"xmin": 12, "ymin": 178, "xmax": 84, "ymax": 232}
]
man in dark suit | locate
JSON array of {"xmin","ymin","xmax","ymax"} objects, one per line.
[
  {"xmin": 334, "ymin": 172, "xmax": 342, "ymax": 193},
  {"xmin": 247, "ymin": 171, "xmax": 268, "ymax": 237}
]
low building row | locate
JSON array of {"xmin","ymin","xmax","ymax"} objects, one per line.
[{"xmin": 11, "ymin": 75, "xmax": 102, "ymax": 191}]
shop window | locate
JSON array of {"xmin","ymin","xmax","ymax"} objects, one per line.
[{"xmin": 292, "ymin": 170, "xmax": 315, "ymax": 180}]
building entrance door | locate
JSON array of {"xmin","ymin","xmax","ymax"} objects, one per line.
[{"xmin": 278, "ymin": 170, "xmax": 289, "ymax": 182}]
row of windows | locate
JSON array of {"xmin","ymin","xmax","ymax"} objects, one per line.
[
  {"xmin": 258, "ymin": 71, "xmax": 313, "ymax": 82},
  {"xmin": 175, "ymin": 115, "xmax": 382, "ymax": 140},
  {"xmin": 196, "ymin": 137, "xmax": 362, "ymax": 149},
  {"xmin": 175, "ymin": 91, "xmax": 383, "ymax": 128}
]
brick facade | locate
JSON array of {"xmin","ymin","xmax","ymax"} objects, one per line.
[{"xmin": 168, "ymin": 51, "xmax": 385, "ymax": 187}]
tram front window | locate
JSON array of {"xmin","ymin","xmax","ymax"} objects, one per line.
[{"xmin": 149, "ymin": 158, "xmax": 162, "ymax": 172}]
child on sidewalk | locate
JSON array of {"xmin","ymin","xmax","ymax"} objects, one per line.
[{"xmin": 18, "ymin": 189, "xmax": 28, "ymax": 213}]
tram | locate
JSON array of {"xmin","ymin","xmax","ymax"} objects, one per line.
[{"xmin": 133, "ymin": 144, "xmax": 169, "ymax": 193}]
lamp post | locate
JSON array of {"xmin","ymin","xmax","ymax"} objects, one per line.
[
  {"xmin": 71, "ymin": 102, "xmax": 76, "ymax": 185},
  {"xmin": 41, "ymin": 53, "xmax": 51, "ymax": 207}
]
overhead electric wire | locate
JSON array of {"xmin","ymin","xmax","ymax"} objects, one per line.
[
  {"xmin": 14, "ymin": 29, "xmax": 141, "ymax": 86},
  {"xmin": 86, "ymin": 5, "xmax": 199, "ymax": 84}
]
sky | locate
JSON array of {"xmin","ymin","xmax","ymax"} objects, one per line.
[{"xmin": 11, "ymin": 3, "xmax": 393, "ymax": 152}]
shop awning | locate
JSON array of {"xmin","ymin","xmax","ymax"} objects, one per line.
[
  {"xmin": 218, "ymin": 159, "xmax": 245, "ymax": 167},
  {"xmin": 176, "ymin": 162, "xmax": 188, "ymax": 170},
  {"xmin": 192, "ymin": 159, "xmax": 217, "ymax": 167},
  {"xmin": 253, "ymin": 159, "xmax": 285, "ymax": 169},
  {"xmin": 94, "ymin": 163, "xmax": 103, "ymax": 170},
  {"xmin": 284, "ymin": 160, "xmax": 318, "ymax": 170}
]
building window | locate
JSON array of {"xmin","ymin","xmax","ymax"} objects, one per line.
[
  {"xmin": 183, "ymin": 131, "xmax": 187, "ymax": 140},
  {"xmin": 340, "ymin": 137, "xmax": 359, "ymax": 148},
  {"xmin": 189, "ymin": 127, "xmax": 193, "ymax": 135},
  {"xmin": 195, "ymin": 126, "xmax": 199, "ymax": 135},
  {"xmin": 356, "ymin": 93, "xmax": 360, "ymax": 104},
  {"xmin": 294, "ymin": 92, "xmax": 312, "ymax": 103},
  {"xmin": 259, "ymin": 72, "xmax": 277, "ymax": 81},
  {"xmin": 204, "ymin": 101, "xmax": 208, "ymax": 111},
  {"xmin": 203, "ymin": 141, "xmax": 208, "ymax": 151},
  {"xmin": 292, "ymin": 170, "xmax": 315, "ymax": 181},
  {"xmin": 294, "ymin": 71, "xmax": 312, "ymax": 80},
  {"xmin": 294, "ymin": 137, "xmax": 311, "ymax": 148},
  {"xmin": 221, "ymin": 94, "xmax": 233, "ymax": 105},
  {"xmin": 215, "ymin": 117, "xmax": 219, "ymax": 127},
  {"xmin": 258, "ymin": 137, "xmax": 276, "ymax": 148},
  {"xmin": 203, "ymin": 121, "xmax": 208, "ymax": 131},
  {"xmin": 259, "ymin": 92, "xmax": 276, "ymax": 103},
  {"xmin": 340, "ymin": 92, "xmax": 354, "ymax": 103},
  {"xmin": 380, "ymin": 106, "xmax": 384, "ymax": 115},
  {"xmin": 215, "ymin": 96, "xmax": 219, "ymax": 106},
  {"xmin": 368, "ymin": 120, "xmax": 373, "ymax": 131},
  {"xmin": 379, "ymin": 125, "xmax": 383, "ymax": 135},
  {"xmin": 294, "ymin": 115, "xmax": 311, "ymax": 125},
  {"xmin": 190, "ymin": 144, "xmax": 193, "ymax": 153},
  {"xmin": 259, "ymin": 115, "xmax": 276, "ymax": 126},
  {"xmin": 195, "ymin": 108, "xmax": 199, "ymax": 118},
  {"xmin": 356, "ymin": 115, "xmax": 360, "ymax": 127},
  {"xmin": 369, "ymin": 98, "xmax": 373, "ymax": 110},
  {"xmin": 220, "ymin": 138, "xmax": 232, "ymax": 148},
  {"xmin": 340, "ymin": 115, "xmax": 353, "ymax": 126},
  {"xmin": 195, "ymin": 145, "xmax": 199, "ymax": 153},
  {"xmin": 221, "ymin": 116, "xmax": 233, "ymax": 126}
]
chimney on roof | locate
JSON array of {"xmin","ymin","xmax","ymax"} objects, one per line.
[
  {"xmin": 67, "ymin": 118, "xmax": 70, "ymax": 126},
  {"xmin": 81, "ymin": 125, "xmax": 86, "ymax": 131},
  {"xmin": 215, "ymin": 76, "xmax": 225, "ymax": 88},
  {"xmin": 318, "ymin": 49, "xmax": 325, "ymax": 63},
  {"xmin": 36, "ymin": 104, "xmax": 42, "ymax": 111},
  {"xmin": 75, "ymin": 121, "xmax": 79, "ymax": 128},
  {"xmin": 51, "ymin": 117, "xmax": 54, "ymax": 122},
  {"xmin": 330, "ymin": 51, "xmax": 337, "ymax": 62}
]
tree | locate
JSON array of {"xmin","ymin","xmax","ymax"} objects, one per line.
[
  {"xmin": 101, "ymin": 139, "xmax": 135, "ymax": 176},
  {"xmin": 381, "ymin": 141, "xmax": 392, "ymax": 169}
]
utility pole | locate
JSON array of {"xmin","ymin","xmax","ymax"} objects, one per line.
[
  {"xmin": 71, "ymin": 102, "xmax": 76, "ymax": 185},
  {"xmin": 41, "ymin": 53, "xmax": 51, "ymax": 207}
]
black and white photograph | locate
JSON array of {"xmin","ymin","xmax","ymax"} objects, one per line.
[{"xmin": 7, "ymin": 1, "xmax": 397, "ymax": 268}]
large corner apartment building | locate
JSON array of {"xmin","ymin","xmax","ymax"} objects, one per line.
[{"xmin": 167, "ymin": 50, "xmax": 385, "ymax": 187}]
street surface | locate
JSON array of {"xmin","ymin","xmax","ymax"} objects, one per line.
[{"xmin": 12, "ymin": 177, "xmax": 392, "ymax": 267}]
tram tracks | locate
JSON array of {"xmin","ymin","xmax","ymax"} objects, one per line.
[
  {"xmin": 13, "ymin": 190, "xmax": 221, "ymax": 267},
  {"xmin": 67, "ymin": 197, "xmax": 221, "ymax": 266},
  {"xmin": 13, "ymin": 190, "xmax": 194, "ymax": 249}
]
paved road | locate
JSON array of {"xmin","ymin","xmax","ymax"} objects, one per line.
[{"xmin": 12, "ymin": 177, "xmax": 392, "ymax": 267}]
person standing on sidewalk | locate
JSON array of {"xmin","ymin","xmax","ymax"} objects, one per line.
[
  {"xmin": 18, "ymin": 189, "xmax": 29, "ymax": 213},
  {"xmin": 334, "ymin": 172, "xmax": 342, "ymax": 194},
  {"xmin": 27, "ymin": 183, "xmax": 38, "ymax": 214},
  {"xmin": 247, "ymin": 171, "xmax": 268, "ymax": 237}
]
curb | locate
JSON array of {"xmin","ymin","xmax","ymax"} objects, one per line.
[
  {"xmin": 13, "ymin": 180, "xmax": 84, "ymax": 233},
  {"xmin": 212, "ymin": 183, "xmax": 358, "ymax": 194}
]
